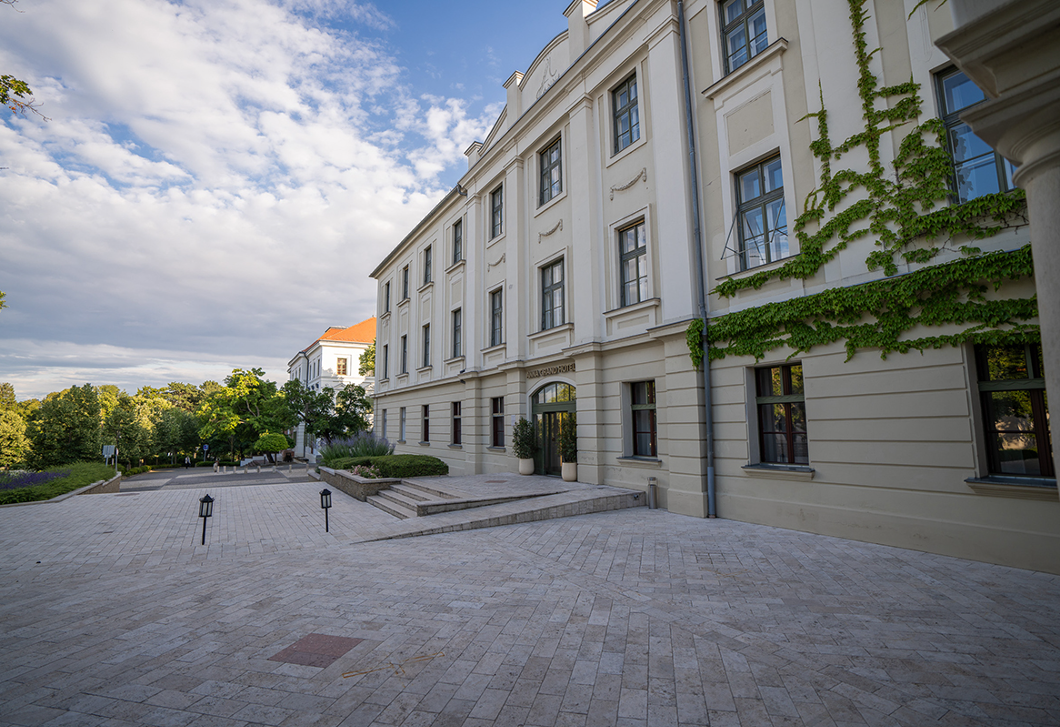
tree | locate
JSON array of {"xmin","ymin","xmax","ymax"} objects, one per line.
[
  {"xmin": 280, "ymin": 379, "xmax": 334, "ymax": 456},
  {"xmin": 2, "ymin": 1, "xmax": 46, "ymax": 119},
  {"xmin": 103, "ymin": 394, "xmax": 150, "ymax": 467},
  {"xmin": 321, "ymin": 384, "xmax": 372, "ymax": 444},
  {"xmin": 26, "ymin": 384, "xmax": 102, "ymax": 469},
  {"xmin": 0, "ymin": 383, "xmax": 16, "ymax": 411},
  {"xmin": 359, "ymin": 340, "xmax": 375, "ymax": 376},
  {"xmin": 198, "ymin": 369, "xmax": 289, "ymax": 460},
  {"xmin": 254, "ymin": 432, "xmax": 290, "ymax": 464},
  {"xmin": 0, "ymin": 409, "xmax": 29, "ymax": 467},
  {"xmin": 154, "ymin": 407, "xmax": 200, "ymax": 461}
]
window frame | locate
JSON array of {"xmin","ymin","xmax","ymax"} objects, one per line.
[
  {"xmin": 422, "ymin": 404, "xmax": 430, "ymax": 443},
  {"xmin": 490, "ymin": 185, "xmax": 504, "ymax": 239},
  {"xmin": 491, "ymin": 397, "xmax": 505, "ymax": 448},
  {"xmin": 735, "ymin": 155, "xmax": 787, "ymax": 271},
  {"xmin": 423, "ymin": 246, "xmax": 432, "ymax": 285},
  {"xmin": 631, "ymin": 381, "xmax": 658, "ymax": 458},
  {"xmin": 612, "ymin": 73, "xmax": 640, "ymax": 155},
  {"xmin": 541, "ymin": 258, "xmax": 565, "ymax": 332},
  {"xmin": 336, "ymin": 358, "xmax": 347, "ymax": 376},
  {"xmin": 400, "ymin": 335, "xmax": 408, "ymax": 374},
  {"xmin": 489, "ymin": 288, "xmax": 503, "ymax": 347},
  {"xmin": 754, "ymin": 362, "xmax": 808, "ymax": 466},
  {"xmin": 720, "ymin": 0, "xmax": 768, "ymax": 75},
  {"xmin": 384, "ymin": 281, "xmax": 391, "ymax": 313},
  {"xmin": 382, "ymin": 344, "xmax": 389, "ymax": 379},
  {"xmin": 399, "ymin": 406, "xmax": 407, "ymax": 442},
  {"xmin": 451, "ymin": 401, "xmax": 462, "ymax": 446},
  {"xmin": 452, "ymin": 308, "xmax": 462, "ymax": 359},
  {"xmin": 452, "ymin": 219, "xmax": 463, "ymax": 264},
  {"xmin": 422, "ymin": 323, "xmax": 431, "ymax": 368},
  {"xmin": 380, "ymin": 409, "xmax": 387, "ymax": 440},
  {"xmin": 618, "ymin": 219, "xmax": 648, "ymax": 307},
  {"xmin": 401, "ymin": 265, "xmax": 410, "ymax": 300},
  {"xmin": 539, "ymin": 137, "xmax": 563, "ymax": 206}
]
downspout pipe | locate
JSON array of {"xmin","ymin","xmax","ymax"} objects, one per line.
[{"xmin": 678, "ymin": 0, "xmax": 717, "ymax": 517}]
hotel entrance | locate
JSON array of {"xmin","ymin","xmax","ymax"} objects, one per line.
[{"xmin": 531, "ymin": 382, "xmax": 576, "ymax": 476}]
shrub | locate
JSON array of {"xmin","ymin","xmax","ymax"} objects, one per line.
[
  {"xmin": 319, "ymin": 432, "xmax": 394, "ymax": 467},
  {"xmin": 350, "ymin": 464, "xmax": 382, "ymax": 479},
  {"xmin": 372, "ymin": 454, "xmax": 448, "ymax": 478},
  {"xmin": 0, "ymin": 462, "xmax": 117, "ymax": 505},
  {"xmin": 512, "ymin": 418, "xmax": 538, "ymax": 460},
  {"xmin": 559, "ymin": 414, "xmax": 577, "ymax": 464}
]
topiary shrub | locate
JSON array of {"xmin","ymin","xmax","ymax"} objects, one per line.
[{"xmin": 373, "ymin": 455, "xmax": 448, "ymax": 478}]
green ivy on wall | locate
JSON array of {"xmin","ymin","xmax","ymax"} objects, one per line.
[{"xmin": 690, "ymin": 0, "xmax": 1033, "ymax": 366}]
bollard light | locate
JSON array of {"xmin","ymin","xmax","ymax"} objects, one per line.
[
  {"xmin": 320, "ymin": 488, "xmax": 332, "ymax": 532},
  {"xmin": 198, "ymin": 494, "xmax": 214, "ymax": 545}
]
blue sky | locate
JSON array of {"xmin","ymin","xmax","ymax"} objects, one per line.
[{"xmin": 0, "ymin": 0, "xmax": 609, "ymax": 399}]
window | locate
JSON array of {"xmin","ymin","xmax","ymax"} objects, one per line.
[
  {"xmin": 336, "ymin": 358, "xmax": 347, "ymax": 376},
  {"xmin": 400, "ymin": 335, "xmax": 408, "ymax": 374},
  {"xmin": 755, "ymin": 363, "xmax": 808, "ymax": 465},
  {"xmin": 541, "ymin": 258, "xmax": 565, "ymax": 331},
  {"xmin": 423, "ymin": 246, "xmax": 432, "ymax": 284},
  {"xmin": 721, "ymin": 0, "xmax": 767, "ymax": 74},
  {"xmin": 619, "ymin": 220, "xmax": 648, "ymax": 307},
  {"xmin": 452, "ymin": 308, "xmax": 462, "ymax": 358},
  {"xmin": 937, "ymin": 68, "xmax": 1016, "ymax": 204},
  {"xmin": 382, "ymin": 344, "xmax": 389, "ymax": 378},
  {"xmin": 613, "ymin": 74, "xmax": 640, "ymax": 154},
  {"xmin": 422, "ymin": 404, "xmax": 430, "ymax": 443},
  {"xmin": 736, "ymin": 156, "xmax": 787, "ymax": 270},
  {"xmin": 540, "ymin": 138, "xmax": 562, "ymax": 205},
  {"xmin": 422, "ymin": 324, "xmax": 431, "ymax": 368},
  {"xmin": 380, "ymin": 410, "xmax": 387, "ymax": 440},
  {"xmin": 975, "ymin": 343, "xmax": 1053, "ymax": 478},
  {"xmin": 490, "ymin": 289, "xmax": 504, "ymax": 347},
  {"xmin": 631, "ymin": 381, "xmax": 657, "ymax": 457},
  {"xmin": 384, "ymin": 281, "xmax": 391, "ymax": 313},
  {"xmin": 402, "ymin": 265, "xmax": 410, "ymax": 299},
  {"xmin": 452, "ymin": 402, "xmax": 462, "ymax": 445},
  {"xmin": 492, "ymin": 397, "xmax": 505, "ymax": 447},
  {"xmin": 399, "ymin": 407, "xmax": 406, "ymax": 441},
  {"xmin": 491, "ymin": 185, "xmax": 504, "ymax": 239},
  {"xmin": 453, "ymin": 219, "xmax": 463, "ymax": 264}
]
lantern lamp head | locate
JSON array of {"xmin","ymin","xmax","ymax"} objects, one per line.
[
  {"xmin": 199, "ymin": 494, "xmax": 214, "ymax": 519},
  {"xmin": 320, "ymin": 488, "xmax": 332, "ymax": 509}
]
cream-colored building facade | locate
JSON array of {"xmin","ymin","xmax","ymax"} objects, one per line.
[{"xmin": 370, "ymin": 0, "xmax": 1057, "ymax": 573}]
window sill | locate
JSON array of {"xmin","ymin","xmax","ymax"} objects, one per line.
[
  {"xmin": 443, "ymin": 356, "xmax": 465, "ymax": 366},
  {"xmin": 617, "ymin": 456, "xmax": 663, "ymax": 467},
  {"xmin": 604, "ymin": 297, "xmax": 661, "ymax": 318},
  {"xmin": 381, "ymin": 310, "xmax": 391, "ymax": 321},
  {"xmin": 717, "ymin": 253, "xmax": 800, "ymax": 283},
  {"xmin": 418, "ymin": 441, "xmax": 430, "ymax": 446},
  {"xmin": 534, "ymin": 188, "xmax": 568, "ymax": 217},
  {"xmin": 448, "ymin": 444, "xmax": 462, "ymax": 450},
  {"xmin": 417, "ymin": 365, "xmax": 433, "ymax": 373},
  {"xmin": 487, "ymin": 446, "xmax": 506, "ymax": 453},
  {"xmin": 397, "ymin": 298, "xmax": 410, "ymax": 308},
  {"xmin": 743, "ymin": 463, "xmax": 814, "ymax": 479},
  {"xmin": 703, "ymin": 38, "xmax": 789, "ymax": 101},
  {"xmin": 446, "ymin": 259, "xmax": 466, "ymax": 275},
  {"xmin": 417, "ymin": 281, "xmax": 434, "ymax": 294},
  {"xmin": 529, "ymin": 322, "xmax": 573, "ymax": 341},
  {"xmin": 481, "ymin": 342, "xmax": 506, "ymax": 354},
  {"xmin": 487, "ymin": 232, "xmax": 506, "ymax": 249},
  {"xmin": 966, "ymin": 476, "xmax": 1057, "ymax": 500},
  {"xmin": 397, "ymin": 439, "xmax": 406, "ymax": 445}
]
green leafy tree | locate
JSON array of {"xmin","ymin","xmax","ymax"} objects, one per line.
[
  {"xmin": 280, "ymin": 379, "xmax": 334, "ymax": 455},
  {"xmin": 321, "ymin": 384, "xmax": 372, "ymax": 444},
  {"xmin": 26, "ymin": 384, "xmax": 102, "ymax": 469},
  {"xmin": 198, "ymin": 369, "xmax": 289, "ymax": 460},
  {"xmin": 103, "ymin": 394, "xmax": 150, "ymax": 467},
  {"xmin": 254, "ymin": 432, "xmax": 290, "ymax": 463},
  {"xmin": 154, "ymin": 407, "xmax": 200, "ymax": 462},
  {"xmin": 359, "ymin": 340, "xmax": 375, "ymax": 376},
  {"xmin": 0, "ymin": 409, "xmax": 30, "ymax": 467},
  {"xmin": 2, "ymin": 1, "xmax": 46, "ymax": 119},
  {"xmin": 0, "ymin": 383, "xmax": 16, "ymax": 411}
]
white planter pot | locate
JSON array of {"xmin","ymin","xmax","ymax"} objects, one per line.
[
  {"xmin": 561, "ymin": 462, "xmax": 577, "ymax": 482},
  {"xmin": 518, "ymin": 458, "xmax": 535, "ymax": 475}
]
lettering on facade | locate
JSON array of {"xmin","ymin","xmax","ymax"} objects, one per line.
[{"xmin": 526, "ymin": 361, "xmax": 575, "ymax": 379}]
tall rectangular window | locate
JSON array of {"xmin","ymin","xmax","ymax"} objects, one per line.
[
  {"xmin": 631, "ymin": 381, "xmax": 657, "ymax": 457},
  {"xmin": 399, "ymin": 407, "xmax": 406, "ymax": 441},
  {"xmin": 491, "ymin": 397, "xmax": 505, "ymax": 447},
  {"xmin": 452, "ymin": 308, "xmax": 462, "ymax": 358},
  {"xmin": 541, "ymin": 258, "xmax": 564, "ymax": 331},
  {"xmin": 736, "ymin": 156, "xmax": 787, "ymax": 270},
  {"xmin": 937, "ymin": 68, "xmax": 1016, "ymax": 204},
  {"xmin": 619, "ymin": 220, "xmax": 648, "ymax": 307},
  {"xmin": 336, "ymin": 358, "xmax": 348, "ymax": 376},
  {"xmin": 382, "ymin": 344, "xmax": 389, "ymax": 378},
  {"xmin": 422, "ymin": 324, "xmax": 431, "ymax": 368},
  {"xmin": 423, "ymin": 246, "xmax": 432, "ymax": 284},
  {"xmin": 490, "ymin": 185, "xmax": 504, "ymax": 239},
  {"xmin": 381, "ymin": 409, "xmax": 387, "ymax": 440},
  {"xmin": 975, "ymin": 343, "xmax": 1053, "ymax": 478},
  {"xmin": 453, "ymin": 219, "xmax": 463, "ymax": 264},
  {"xmin": 540, "ymin": 138, "xmax": 562, "ymax": 205},
  {"xmin": 613, "ymin": 74, "xmax": 640, "ymax": 154},
  {"xmin": 422, "ymin": 404, "xmax": 430, "ymax": 443},
  {"xmin": 721, "ymin": 0, "xmax": 767, "ymax": 74},
  {"xmin": 490, "ymin": 289, "xmax": 503, "ymax": 347},
  {"xmin": 756, "ymin": 363, "xmax": 808, "ymax": 465},
  {"xmin": 384, "ymin": 281, "xmax": 391, "ymax": 313},
  {"xmin": 400, "ymin": 335, "xmax": 408, "ymax": 374},
  {"xmin": 451, "ymin": 402, "xmax": 462, "ymax": 445},
  {"xmin": 402, "ymin": 265, "xmax": 409, "ymax": 299}
]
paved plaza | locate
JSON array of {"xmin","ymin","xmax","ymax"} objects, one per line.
[{"xmin": 1, "ymin": 471, "xmax": 1058, "ymax": 726}]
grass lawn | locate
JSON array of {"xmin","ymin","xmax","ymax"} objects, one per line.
[{"xmin": 0, "ymin": 462, "xmax": 119, "ymax": 506}]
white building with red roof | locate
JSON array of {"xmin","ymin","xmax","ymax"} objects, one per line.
[{"xmin": 287, "ymin": 316, "xmax": 376, "ymax": 460}]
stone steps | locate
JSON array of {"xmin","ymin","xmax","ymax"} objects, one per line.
[{"xmin": 366, "ymin": 481, "xmax": 461, "ymax": 519}]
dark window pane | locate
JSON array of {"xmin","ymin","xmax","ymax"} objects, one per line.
[
  {"xmin": 985, "ymin": 345, "xmax": 1030, "ymax": 381},
  {"xmin": 943, "ymin": 71, "xmax": 986, "ymax": 113},
  {"xmin": 762, "ymin": 433, "xmax": 786, "ymax": 463},
  {"xmin": 789, "ymin": 364, "xmax": 804, "ymax": 395}
]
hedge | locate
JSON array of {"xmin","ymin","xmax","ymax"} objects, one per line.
[
  {"xmin": 337, "ymin": 454, "xmax": 448, "ymax": 479},
  {"xmin": 0, "ymin": 462, "xmax": 118, "ymax": 505}
]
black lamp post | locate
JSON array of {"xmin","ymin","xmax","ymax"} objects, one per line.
[
  {"xmin": 198, "ymin": 494, "xmax": 214, "ymax": 545},
  {"xmin": 320, "ymin": 488, "xmax": 332, "ymax": 532}
]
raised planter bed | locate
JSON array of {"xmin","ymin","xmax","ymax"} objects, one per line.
[{"xmin": 318, "ymin": 467, "xmax": 402, "ymax": 502}]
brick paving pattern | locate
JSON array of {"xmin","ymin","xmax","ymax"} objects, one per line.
[{"xmin": 0, "ymin": 475, "xmax": 1057, "ymax": 726}]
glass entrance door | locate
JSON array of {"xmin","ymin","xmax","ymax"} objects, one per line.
[{"xmin": 531, "ymin": 382, "xmax": 576, "ymax": 476}]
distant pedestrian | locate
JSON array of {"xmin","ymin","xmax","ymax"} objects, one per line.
[{"xmin": 184, "ymin": 456, "xmax": 191, "ymax": 469}]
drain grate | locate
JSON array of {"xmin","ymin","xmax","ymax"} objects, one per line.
[{"xmin": 268, "ymin": 633, "xmax": 363, "ymax": 668}]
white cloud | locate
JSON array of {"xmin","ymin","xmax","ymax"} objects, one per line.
[{"xmin": 0, "ymin": 0, "xmax": 498, "ymax": 400}]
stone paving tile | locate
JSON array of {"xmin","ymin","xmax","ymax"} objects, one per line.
[{"xmin": 1, "ymin": 484, "xmax": 1058, "ymax": 726}]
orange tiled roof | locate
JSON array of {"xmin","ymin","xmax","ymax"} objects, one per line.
[{"xmin": 304, "ymin": 317, "xmax": 376, "ymax": 351}]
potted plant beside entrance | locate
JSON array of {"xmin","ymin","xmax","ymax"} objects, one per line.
[
  {"xmin": 559, "ymin": 414, "xmax": 577, "ymax": 482},
  {"xmin": 512, "ymin": 417, "xmax": 538, "ymax": 475}
]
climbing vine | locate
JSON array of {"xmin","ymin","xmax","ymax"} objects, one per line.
[{"xmin": 688, "ymin": 0, "xmax": 1032, "ymax": 366}]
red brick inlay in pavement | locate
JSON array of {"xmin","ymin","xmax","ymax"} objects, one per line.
[{"xmin": 268, "ymin": 633, "xmax": 363, "ymax": 668}]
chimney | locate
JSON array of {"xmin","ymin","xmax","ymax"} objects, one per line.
[
  {"xmin": 504, "ymin": 71, "xmax": 524, "ymax": 123},
  {"xmin": 565, "ymin": 0, "xmax": 599, "ymax": 59},
  {"xmin": 465, "ymin": 141, "xmax": 482, "ymax": 168}
]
